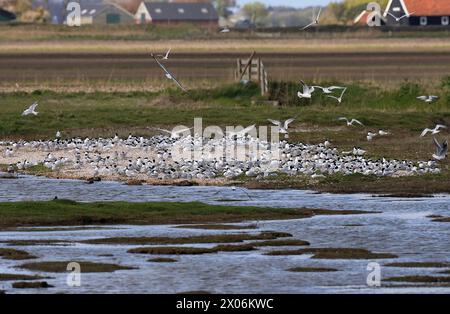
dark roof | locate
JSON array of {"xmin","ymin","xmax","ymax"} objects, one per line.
[
  {"xmin": 144, "ymin": 2, "xmax": 218, "ymax": 21},
  {"xmin": 0, "ymin": 8, "xmax": 16, "ymax": 21}
]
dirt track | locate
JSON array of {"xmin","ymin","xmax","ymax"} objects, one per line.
[{"xmin": 1, "ymin": 51, "xmax": 450, "ymax": 83}]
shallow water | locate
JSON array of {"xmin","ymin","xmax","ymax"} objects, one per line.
[{"xmin": 0, "ymin": 175, "xmax": 449, "ymax": 294}]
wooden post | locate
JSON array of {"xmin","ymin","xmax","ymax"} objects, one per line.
[{"xmin": 238, "ymin": 51, "xmax": 256, "ymax": 82}]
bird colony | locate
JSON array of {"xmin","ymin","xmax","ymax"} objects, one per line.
[{"xmin": 0, "ymin": 128, "xmax": 442, "ymax": 183}]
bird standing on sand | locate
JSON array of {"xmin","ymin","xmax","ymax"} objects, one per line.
[
  {"xmin": 22, "ymin": 102, "xmax": 39, "ymax": 116},
  {"xmin": 420, "ymin": 124, "xmax": 447, "ymax": 137}
]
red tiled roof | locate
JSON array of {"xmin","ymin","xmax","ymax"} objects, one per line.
[{"xmin": 403, "ymin": 0, "xmax": 450, "ymax": 16}]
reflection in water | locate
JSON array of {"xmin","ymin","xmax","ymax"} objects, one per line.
[{"xmin": 0, "ymin": 176, "xmax": 449, "ymax": 294}]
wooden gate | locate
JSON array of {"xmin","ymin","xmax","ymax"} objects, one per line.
[{"xmin": 235, "ymin": 51, "xmax": 269, "ymax": 96}]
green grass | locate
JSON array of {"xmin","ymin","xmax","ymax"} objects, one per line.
[
  {"xmin": 0, "ymin": 81, "xmax": 449, "ymax": 140},
  {"xmin": 0, "ymin": 199, "xmax": 362, "ymax": 228}
]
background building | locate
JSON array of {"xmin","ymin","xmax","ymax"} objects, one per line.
[{"xmin": 135, "ymin": 1, "xmax": 218, "ymax": 26}]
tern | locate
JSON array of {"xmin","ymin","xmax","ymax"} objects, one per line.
[
  {"xmin": 267, "ymin": 117, "xmax": 296, "ymax": 136},
  {"xmin": 313, "ymin": 85, "xmax": 346, "ymax": 94},
  {"xmin": 56, "ymin": 131, "xmax": 61, "ymax": 139},
  {"xmin": 387, "ymin": 11, "xmax": 414, "ymax": 22},
  {"xmin": 297, "ymin": 80, "xmax": 315, "ymax": 99},
  {"xmin": 151, "ymin": 53, "xmax": 186, "ymax": 91},
  {"xmin": 156, "ymin": 48, "xmax": 171, "ymax": 60},
  {"xmin": 219, "ymin": 27, "xmax": 230, "ymax": 33},
  {"xmin": 22, "ymin": 101, "xmax": 39, "ymax": 116},
  {"xmin": 420, "ymin": 124, "xmax": 447, "ymax": 137},
  {"xmin": 338, "ymin": 117, "xmax": 364, "ymax": 126},
  {"xmin": 301, "ymin": 7, "xmax": 321, "ymax": 30},
  {"xmin": 432, "ymin": 138, "xmax": 448, "ymax": 160},
  {"xmin": 378, "ymin": 129, "xmax": 390, "ymax": 136},
  {"xmin": 367, "ymin": 132, "xmax": 377, "ymax": 141},
  {"xmin": 326, "ymin": 87, "xmax": 347, "ymax": 104},
  {"xmin": 417, "ymin": 95, "xmax": 438, "ymax": 103}
]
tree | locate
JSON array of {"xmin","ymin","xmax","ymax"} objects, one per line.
[
  {"xmin": 241, "ymin": 1, "xmax": 268, "ymax": 27},
  {"xmin": 214, "ymin": 0, "xmax": 235, "ymax": 18}
]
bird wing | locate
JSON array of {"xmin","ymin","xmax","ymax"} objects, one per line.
[
  {"xmin": 284, "ymin": 118, "xmax": 296, "ymax": 129},
  {"xmin": 351, "ymin": 119, "xmax": 364, "ymax": 126},
  {"xmin": 433, "ymin": 137, "xmax": 443, "ymax": 152},
  {"xmin": 328, "ymin": 86, "xmax": 345, "ymax": 90},
  {"xmin": 436, "ymin": 124, "xmax": 447, "ymax": 130},
  {"xmin": 316, "ymin": 7, "xmax": 322, "ymax": 21},
  {"xmin": 421, "ymin": 128, "xmax": 431, "ymax": 137},
  {"xmin": 30, "ymin": 102, "xmax": 38, "ymax": 110},
  {"xmin": 151, "ymin": 54, "xmax": 186, "ymax": 91},
  {"xmin": 339, "ymin": 87, "xmax": 347, "ymax": 98},
  {"xmin": 417, "ymin": 96, "xmax": 427, "ymax": 100},
  {"xmin": 165, "ymin": 48, "xmax": 171, "ymax": 58},
  {"xmin": 338, "ymin": 117, "xmax": 348, "ymax": 121},
  {"xmin": 267, "ymin": 119, "xmax": 281, "ymax": 126},
  {"xmin": 301, "ymin": 21, "xmax": 314, "ymax": 30},
  {"xmin": 327, "ymin": 95, "xmax": 339, "ymax": 101}
]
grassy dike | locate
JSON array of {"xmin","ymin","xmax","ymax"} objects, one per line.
[{"xmin": 0, "ymin": 199, "xmax": 370, "ymax": 229}]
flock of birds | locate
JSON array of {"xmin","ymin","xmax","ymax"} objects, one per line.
[
  {"xmin": 4, "ymin": 26, "xmax": 448, "ymax": 182},
  {"xmin": 0, "ymin": 129, "xmax": 443, "ymax": 182}
]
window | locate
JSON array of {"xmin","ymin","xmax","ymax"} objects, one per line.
[
  {"xmin": 155, "ymin": 8, "xmax": 161, "ymax": 14},
  {"xmin": 81, "ymin": 9, "xmax": 87, "ymax": 14},
  {"xmin": 178, "ymin": 8, "xmax": 185, "ymax": 14},
  {"xmin": 442, "ymin": 16, "xmax": 449, "ymax": 25},
  {"xmin": 106, "ymin": 13, "xmax": 120, "ymax": 24},
  {"xmin": 89, "ymin": 9, "xmax": 96, "ymax": 15},
  {"xmin": 201, "ymin": 8, "xmax": 208, "ymax": 14},
  {"xmin": 393, "ymin": 7, "xmax": 401, "ymax": 12},
  {"xmin": 420, "ymin": 16, "xmax": 427, "ymax": 25}
]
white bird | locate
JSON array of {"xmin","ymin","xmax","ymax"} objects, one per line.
[
  {"xmin": 22, "ymin": 102, "xmax": 39, "ymax": 116},
  {"xmin": 417, "ymin": 95, "xmax": 438, "ymax": 103},
  {"xmin": 297, "ymin": 80, "xmax": 315, "ymax": 99},
  {"xmin": 387, "ymin": 11, "xmax": 414, "ymax": 22},
  {"xmin": 432, "ymin": 138, "xmax": 448, "ymax": 160},
  {"xmin": 301, "ymin": 7, "xmax": 322, "ymax": 30},
  {"xmin": 267, "ymin": 117, "xmax": 296, "ymax": 136},
  {"xmin": 156, "ymin": 48, "xmax": 171, "ymax": 60},
  {"xmin": 56, "ymin": 131, "xmax": 61, "ymax": 139},
  {"xmin": 338, "ymin": 117, "xmax": 364, "ymax": 127},
  {"xmin": 151, "ymin": 53, "xmax": 186, "ymax": 92},
  {"xmin": 313, "ymin": 85, "xmax": 346, "ymax": 94},
  {"xmin": 327, "ymin": 87, "xmax": 347, "ymax": 104},
  {"xmin": 219, "ymin": 27, "xmax": 230, "ymax": 33},
  {"xmin": 367, "ymin": 132, "xmax": 377, "ymax": 141},
  {"xmin": 420, "ymin": 124, "xmax": 447, "ymax": 137},
  {"xmin": 378, "ymin": 129, "xmax": 390, "ymax": 136}
]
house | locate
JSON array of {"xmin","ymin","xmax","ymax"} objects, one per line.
[
  {"xmin": 79, "ymin": 2, "xmax": 134, "ymax": 25},
  {"xmin": 384, "ymin": 0, "xmax": 450, "ymax": 26},
  {"xmin": 0, "ymin": 8, "xmax": 15, "ymax": 22},
  {"xmin": 135, "ymin": 2, "xmax": 218, "ymax": 26}
]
